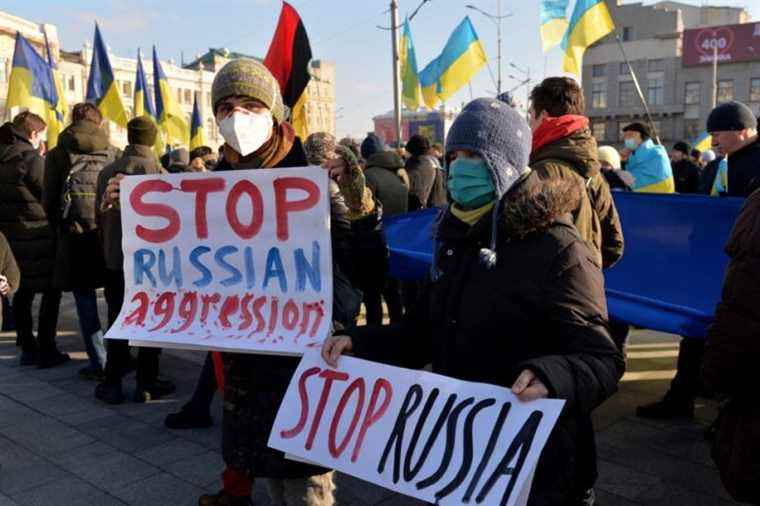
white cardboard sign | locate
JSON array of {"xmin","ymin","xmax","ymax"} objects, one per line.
[
  {"xmin": 269, "ymin": 351, "xmax": 564, "ymax": 506},
  {"xmin": 104, "ymin": 167, "xmax": 333, "ymax": 355}
]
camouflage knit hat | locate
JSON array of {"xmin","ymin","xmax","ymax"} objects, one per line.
[
  {"xmin": 304, "ymin": 132, "xmax": 337, "ymax": 165},
  {"xmin": 211, "ymin": 59, "xmax": 285, "ymax": 124}
]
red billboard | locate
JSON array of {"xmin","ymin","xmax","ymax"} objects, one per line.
[{"xmin": 683, "ymin": 22, "xmax": 760, "ymax": 66}]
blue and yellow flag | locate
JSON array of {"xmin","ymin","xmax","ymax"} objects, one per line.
[
  {"xmin": 153, "ymin": 46, "xmax": 189, "ymax": 146},
  {"xmin": 693, "ymin": 131, "xmax": 712, "ymax": 153},
  {"xmin": 561, "ymin": 0, "xmax": 614, "ymax": 76},
  {"xmin": 86, "ymin": 24, "xmax": 128, "ymax": 128},
  {"xmin": 190, "ymin": 93, "xmax": 205, "ymax": 150},
  {"xmin": 134, "ymin": 49, "xmax": 164, "ymax": 157},
  {"xmin": 540, "ymin": 0, "xmax": 570, "ymax": 52},
  {"xmin": 400, "ymin": 17, "xmax": 422, "ymax": 111},
  {"xmin": 43, "ymin": 30, "xmax": 66, "ymax": 148},
  {"xmin": 6, "ymin": 32, "xmax": 60, "ymax": 145},
  {"xmin": 419, "ymin": 17, "xmax": 487, "ymax": 109}
]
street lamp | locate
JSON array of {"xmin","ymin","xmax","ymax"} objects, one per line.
[{"xmin": 466, "ymin": 2, "xmax": 512, "ymax": 96}]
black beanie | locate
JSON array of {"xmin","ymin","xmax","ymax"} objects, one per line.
[
  {"xmin": 623, "ymin": 122, "xmax": 651, "ymax": 140},
  {"xmin": 406, "ymin": 134, "xmax": 431, "ymax": 157},
  {"xmin": 127, "ymin": 116, "xmax": 157, "ymax": 146},
  {"xmin": 707, "ymin": 101, "xmax": 757, "ymax": 133},
  {"xmin": 673, "ymin": 141, "xmax": 691, "ymax": 155}
]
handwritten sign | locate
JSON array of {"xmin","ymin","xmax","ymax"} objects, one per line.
[
  {"xmin": 269, "ymin": 351, "xmax": 564, "ymax": 506},
  {"xmin": 104, "ymin": 168, "xmax": 333, "ymax": 355}
]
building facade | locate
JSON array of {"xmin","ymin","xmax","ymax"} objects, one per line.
[
  {"xmin": 373, "ymin": 107, "xmax": 457, "ymax": 147},
  {"xmin": 1, "ymin": 10, "xmax": 336, "ymax": 149},
  {"xmin": 582, "ymin": 1, "xmax": 759, "ymax": 149}
]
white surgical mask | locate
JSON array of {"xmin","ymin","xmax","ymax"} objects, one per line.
[
  {"xmin": 30, "ymin": 128, "xmax": 46, "ymax": 150},
  {"xmin": 218, "ymin": 110, "xmax": 273, "ymax": 156}
]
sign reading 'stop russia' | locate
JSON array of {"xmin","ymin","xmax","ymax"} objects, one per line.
[
  {"xmin": 104, "ymin": 168, "xmax": 333, "ymax": 355},
  {"xmin": 683, "ymin": 22, "xmax": 760, "ymax": 66}
]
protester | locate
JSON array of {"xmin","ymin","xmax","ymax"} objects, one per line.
[
  {"xmin": 94, "ymin": 116, "xmax": 174, "ymax": 404},
  {"xmin": 166, "ymin": 147, "xmax": 190, "ymax": 173},
  {"xmin": 529, "ymin": 77, "xmax": 624, "ymax": 269},
  {"xmin": 338, "ymin": 136, "xmax": 361, "ymax": 162},
  {"xmin": 323, "ymin": 97, "xmax": 625, "ymax": 506},
  {"xmin": 670, "ymin": 141, "xmax": 701, "ymax": 194},
  {"xmin": 699, "ymin": 155, "xmax": 723, "ymax": 195},
  {"xmin": 598, "ymin": 145, "xmax": 634, "ymax": 191},
  {"xmin": 404, "ymin": 133, "xmax": 440, "ymax": 210},
  {"xmin": 430, "ymin": 142, "xmax": 445, "ymax": 167},
  {"xmin": 690, "ymin": 148, "xmax": 703, "ymax": 167},
  {"xmin": 189, "ymin": 146, "xmax": 217, "ymax": 172},
  {"xmin": 0, "ymin": 231, "xmax": 19, "ymax": 331},
  {"xmin": 0, "ymin": 112, "xmax": 64, "ymax": 367},
  {"xmin": 707, "ymin": 101, "xmax": 760, "ymax": 197},
  {"xmin": 702, "ymin": 187, "xmax": 760, "ymax": 504},
  {"xmin": 701, "ymin": 149, "xmax": 716, "ymax": 166},
  {"xmin": 621, "ymin": 122, "xmax": 675, "ymax": 193}
]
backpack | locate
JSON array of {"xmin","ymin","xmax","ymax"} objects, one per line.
[{"xmin": 61, "ymin": 150, "xmax": 114, "ymax": 235}]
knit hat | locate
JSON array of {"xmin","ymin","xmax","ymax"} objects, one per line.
[
  {"xmin": 442, "ymin": 97, "xmax": 532, "ymax": 270},
  {"xmin": 623, "ymin": 122, "xmax": 651, "ymax": 140},
  {"xmin": 597, "ymin": 145, "xmax": 621, "ymax": 170},
  {"xmin": 127, "ymin": 116, "xmax": 157, "ymax": 147},
  {"xmin": 406, "ymin": 134, "xmax": 431, "ymax": 157},
  {"xmin": 361, "ymin": 133, "xmax": 385, "ymax": 160},
  {"xmin": 304, "ymin": 132, "xmax": 337, "ymax": 165},
  {"xmin": 672, "ymin": 141, "xmax": 691, "ymax": 156},
  {"xmin": 211, "ymin": 59, "xmax": 285, "ymax": 124},
  {"xmin": 707, "ymin": 101, "xmax": 757, "ymax": 133}
]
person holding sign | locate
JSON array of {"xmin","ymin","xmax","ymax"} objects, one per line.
[{"xmin": 323, "ymin": 98, "xmax": 625, "ymax": 506}]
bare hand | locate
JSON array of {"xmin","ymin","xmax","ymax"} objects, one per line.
[
  {"xmin": 511, "ymin": 369, "xmax": 549, "ymax": 402},
  {"xmin": 620, "ymin": 148, "xmax": 632, "ymax": 161},
  {"xmin": 0, "ymin": 275, "xmax": 8, "ymax": 296},
  {"xmin": 321, "ymin": 335, "xmax": 354, "ymax": 368},
  {"xmin": 105, "ymin": 173, "xmax": 126, "ymax": 206}
]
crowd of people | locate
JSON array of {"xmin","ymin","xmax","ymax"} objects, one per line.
[{"xmin": 0, "ymin": 59, "xmax": 757, "ymax": 505}]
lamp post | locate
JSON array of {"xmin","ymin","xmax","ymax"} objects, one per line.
[
  {"xmin": 466, "ymin": 2, "xmax": 512, "ymax": 96},
  {"xmin": 508, "ymin": 62, "xmax": 532, "ymax": 115}
]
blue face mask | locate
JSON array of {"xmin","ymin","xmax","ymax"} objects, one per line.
[
  {"xmin": 447, "ymin": 157, "xmax": 496, "ymax": 209},
  {"xmin": 624, "ymin": 138, "xmax": 639, "ymax": 151}
]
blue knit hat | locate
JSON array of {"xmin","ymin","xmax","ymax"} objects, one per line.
[
  {"xmin": 439, "ymin": 98, "xmax": 532, "ymax": 272},
  {"xmin": 361, "ymin": 133, "xmax": 385, "ymax": 160}
]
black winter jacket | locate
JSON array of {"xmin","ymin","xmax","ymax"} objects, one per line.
[
  {"xmin": 348, "ymin": 172, "xmax": 624, "ymax": 505},
  {"xmin": 217, "ymin": 138, "xmax": 359, "ymax": 478},
  {"xmin": 723, "ymin": 137, "xmax": 760, "ymax": 197},
  {"xmin": 364, "ymin": 151, "xmax": 409, "ymax": 217},
  {"xmin": 672, "ymin": 158, "xmax": 701, "ymax": 194},
  {"xmin": 0, "ymin": 123, "xmax": 56, "ymax": 292},
  {"xmin": 405, "ymin": 154, "xmax": 439, "ymax": 211}
]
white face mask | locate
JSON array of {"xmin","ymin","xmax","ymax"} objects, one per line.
[
  {"xmin": 30, "ymin": 129, "xmax": 47, "ymax": 150},
  {"xmin": 218, "ymin": 110, "xmax": 273, "ymax": 157}
]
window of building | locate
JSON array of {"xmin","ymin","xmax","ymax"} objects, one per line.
[
  {"xmin": 68, "ymin": 75, "xmax": 76, "ymax": 92},
  {"xmin": 717, "ymin": 80, "xmax": 734, "ymax": 103},
  {"xmin": 592, "ymin": 122, "xmax": 606, "ymax": 142},
  {"xmin": 185, "ymin": 89, "xmax": 192, "ymax": 104},
  {"xmin": 0, "ymin": 58, "xmax": 6, "ymax": 83},
  {"xmin": 750, "ymin": 78, "xmax": 760, "ymax": 103},
  {"xmin": 648, "ymin": 59, "xmax": 665, "ymax": 73},
  {"xmin": 684, "ymin": 82, "xmax": 701, "ymax": 104},
  {"xmin": 684, "ymin": 120, "xmax": 701, "ymax": 140},
  {"xmin": 206, "ymin": 92, "xmax": 212, "ymax": 108},
  {"xmin": 592, "ymin": 81, "xmax": 607, "ymax": 109},
  {"xmin": 177, "ymin": 88, "xmax": 183, "ymax": 103},
  {"xmin": 592, "ymin": 64, "xmax": 607, "ymax": 78},
  {"xmin": 648, "ymin": 77, "xmax": 664, "ymax": 105},
  {"xmin": 619, "ymin": 62, "xmax": 631, "ymax": 75},
  {"xmin": 619, "ymin": 81, "xmax": 636, "ymax": 108},
  {"xmin": 622, "ymin": 27, "xmax": 633, "ymax": 41},
  {"xmin": 651, "ymin": 120, "xmax": 663, "ymax": 139},
  {"xmin": 122, "ymin": 80, "xmax": 132, "ymax": 97}
]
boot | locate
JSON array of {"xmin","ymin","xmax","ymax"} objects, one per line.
[
  {"xmin": 636, "ymin": 393, "xmax": 694, "ymax": 420},
  {"xmin": 165, "ymin": 404, "xmax": 213, "ymax": 430},
  {"xmin": 19, "ymin": 348, "xmax": 38, "ymax": 366},
  {"xmin": 79, "ymin": 365, "xmax": 105, "ymax": 381},
  {"xmin": 37, "ymin": 349, "xmax": 70, "ymax": 369},
  {"xmin": 133, "ymin": 378, "xmax": 176, "ymax": 403},
  {"xmin": 95, "ymin": 381, "xmax": 125, "ymax": 405},
  {"xmin": 198, "ymin": 491, "xmax": 253, "ymax": 506}
]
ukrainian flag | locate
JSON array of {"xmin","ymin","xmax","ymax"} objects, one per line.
[
  {"xmin": 561, "ymin": 0, "xmax": 614, "ymax": 76},
  {"xmin": 153, "ymin": 46, "xmax": 189, "ymax": 146},
  {"xmin": 6, "ymin": 32, "xmax": 59, "ymax": 144},
  {"xmin": 693, "ymin": 131, "xmax": 712, "ymax": 153},
  {"xmin": 400, "ymin": 17, "xmax": 421, "ymax": 111},
  {"xmin": 43, "ymin": 31, "xmax": 66, "ymax": 148},
  {"xmin": 134, "ymin": 49, "xmax": 164, "ymax": 157},
  {"xmin": 540, "ymin": 0, "xmax": 570, "ymax": 52},
  {"xmin": 419, "ymin": 17, "xmax": 487, "ymax": 109},
  {"xmin": 190, "ymin": 93, "xmax": 205, "ymax": 150},
  {"xmin": 86, "ymin": 24, "xmax": 128, "ymax": 128}
]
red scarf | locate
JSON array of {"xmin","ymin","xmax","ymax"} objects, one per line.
[{"xmin": 531, "ymin": 115, "xmax": 589, "ymax": 154}]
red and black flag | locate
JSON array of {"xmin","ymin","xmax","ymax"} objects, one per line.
[{"xmin": 264, "ymin": 1, "xmax": 313, "ymax": 139}]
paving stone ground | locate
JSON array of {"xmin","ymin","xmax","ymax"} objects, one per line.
[{"xmin": 0, "ymin": 293, "xmax": 742, "ymax": 505}]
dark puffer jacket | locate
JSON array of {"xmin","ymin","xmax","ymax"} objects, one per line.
[
  {"xmin": 44, "ymin": 120, "xmax": 119, "ymax": 290},
  {"xmin": 405, "ymin": 154, "xmax": 439, "ymax": 210},
  {"xmin": 216, "ymin": 137, "xmax": 359, "ymax": 479},
  {"xmin": 531, "ymin": 127, "xmax": 624, "ymax": 268},
  {"xmin": 702, "ymin": 189, "xmax": 760, "ymax": 503},
  {"xmin": 0, "ymin": 123, "xmax": 56, "ymax": 292},
  {"xmin": 722, "ymin": 137, "xmax": 760, "ymax": 197},
  {"xmin": 348, "ymin": 172, "xmax": 624, "ymax": 505},
  {"xmin": 363, "ymin": 151, "xmax": 409, "ymax": 217}
]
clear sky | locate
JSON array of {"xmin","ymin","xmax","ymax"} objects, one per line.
[{"xmin": 4, "ymin": 0, "xmax": 760, "ymax": 139}]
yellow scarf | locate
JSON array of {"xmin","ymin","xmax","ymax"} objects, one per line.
[{"xmin": 450, "ymin": 202, "xmax": 495, "ymax": 226}]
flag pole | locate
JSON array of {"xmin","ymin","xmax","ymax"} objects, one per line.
[
  {"xmin": 390, "ymin": 0, "xmax": 403, "ymax": 147},
  {"xmin": 615, "ymin": 34, "xmax": 661, "ymax": 145}
]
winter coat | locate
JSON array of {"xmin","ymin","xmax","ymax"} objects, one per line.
[
  {"xmin": 672, "ymin": 158, "xmax": 701, "ymax": 194},
  {"xmin": 405, "ymin": 154, "xmax": 439, "ymax": 211},
  {"xmin": 348, "ymin": 172, "xmax": 624, "ymax": 506},
  {"xmin": 0, "ymin": 230, "xmax": 20, "ymax": 330},
  {"xmin": 626, "ymin": 139, "xmax": 675, "ymax": 193},
  {"xmin": 217, "ymin": 137, "xmax": 359, "ymax": 479},
  {"xmin": 44, "ymin": 120, "xmax": 119, "ymax": 290},
  {"xmin": 722, "ymin": 137, "xmax": 760, "ymax": 198},
  {"xmin": 363, "ymin": 151, "xmax": 409, "ymax": 217},
  {"xmin": 601, "ymin": 168, "xmax": 634, "ymax": 192},
  {"xmin": 95, "ymin": 144, "xmax": 163, "ymax": 271},
  {"xmin": 699, "ymin": 157, "xmax": 722, "ymax": 195},
  {"xmin": 0, "ymin": 123, "xmax": 56, "ymax": 291},
  {"xmin": 702, "ymin": 189, "xmax": 760, "ymax": 504},
  {"xmin": 531, "ymin": 125, "xmax": 624, "ymax": 268}
]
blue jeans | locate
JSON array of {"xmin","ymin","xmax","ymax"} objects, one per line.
[{"xmin": 72, "ymin": 288, "xmax": 105, "ymax": 370}]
